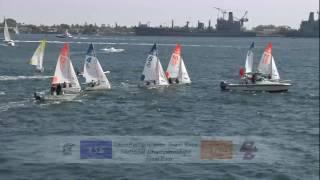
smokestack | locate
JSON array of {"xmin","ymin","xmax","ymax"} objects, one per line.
[
  {"xmin": 309, "ymin": 12, "xmax": 314, "ymax": 22},
  {"xmin": 208, "ymin": 20, "xmax": 211, "ymax": 29},
  {"xmin": 171, "ymin": 20, "xmax": 174, "ymax": 29},
  {"xmin": 228, "ymin": 12, "xmax": 233, "ymax": 22}
]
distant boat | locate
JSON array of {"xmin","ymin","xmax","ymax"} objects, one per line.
[
  {"xmin": 165, "ymin": 44, "xmax": 191, "ymax": 85},
  {"xmin": 101, "ymin": 47, "xmax": 124, "ymax": 53},
  {"xmin": 83, "ymin": 43, "xmax": 111, "ymax": 91},
  {"xmin": 34, "ymin": 43, "xmax": 81, "ymax": 101},
  {"xmin": 220, "ymin": 42, "xmax": 292, "ymax": 92},
  {"xmin": 3, "ymin": 18, "xmax": 15, "ymax": 46},
  {"xmin": 140, "ymin": 43, "xmax": 168, "ymax": 88},
  {"xmin": 29, "ymin": 40, "xmax": 46, "ymax": 72},
  {"xmin": 14, "ymin": 24, "xmax": 19, "ymax": 35},
  {"xmin": 56, "ymin": 29, "xmax": 73, "ymax": 38}
]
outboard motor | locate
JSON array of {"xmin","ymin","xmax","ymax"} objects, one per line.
[
  {"xmin": 220, "ymin": 81, "xmax": 227, "ymax": 91},
  {"xmin": 34, "ymin": 92, "xmax": 41, "ymax": 101}
]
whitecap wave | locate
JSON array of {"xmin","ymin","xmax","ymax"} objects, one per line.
[
  {"xmin": 0, "ymin": 100, "xmax": 29, "ymax": 112},
  {"xmin": 0, "ymin": 75, "xmax": 52, "ymax": 81}
]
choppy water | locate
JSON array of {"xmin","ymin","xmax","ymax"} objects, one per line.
[{"xmin": 0, "ymin": 34, "xmax": 319, "ymax": 179}]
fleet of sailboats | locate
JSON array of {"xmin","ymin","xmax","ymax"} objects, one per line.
[
  {"xmin": 3, "ymin": 18, "xmax": 15, "ymax": 46},
  {"xmin": 82, "ymin": 43, "xmax": 111, "ymax": 91},
  {"xmin": 220, "ymin": 42, "xmax": 292, "ymax": 92},
  {"xmin": 29, "ymin": 40, "xmax": 47, "ymax": 72},
  {"xmin": 140, "ymin": 44, "xmax": 169, "ymax": 88},
  {"xmin": 166, "ymin": 44, "xmax": 191, "ymax": 85}
]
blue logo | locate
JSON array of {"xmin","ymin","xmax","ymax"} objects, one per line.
[{"xmin": 80, "ymin": 140, "xmax": 112, "ymax": 159}]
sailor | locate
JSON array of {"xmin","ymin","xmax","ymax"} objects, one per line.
[
  {"xmin": 175, "ymin": 79, "xmax": 179, "ymax": 84},
  {"xmin": 56, "ymin": 84, "xmax": 62, "ymax": 95},
  {"xmin": 268, "ymin": 74, "xmax": 272, "ymax": 79},
  {"xmin": 251, "ymin": 74, "xmax": 256, "ymax": 84},
  {"xmin": 91, "ymin": 80, "xmax": 95, "ymax": 87},
  {"xmin": 146, "ymin": 81, "xmax": 150, "ymax": 86},
  {"xmin": 153, "ymin": 80, "xmax": 156, "ymax": 85},
  {"xmin": 168, "ymin": 78, "xmax": 173, "ymax": 84},
  {"xmin": 63, "ymin": 82, "xmax": 67, "ymax": 88},
  {"xmin": 50, "ymin": 85, "xmax": 57, "ymax": 95}
]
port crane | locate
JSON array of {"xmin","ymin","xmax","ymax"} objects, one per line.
[
  {"xmin": 213, "ymin": 7, "xmax": 227, "ymax": 19},
  {"xmin": 234, "ymin": 11, "xmax": 249, "ymax": 26}
]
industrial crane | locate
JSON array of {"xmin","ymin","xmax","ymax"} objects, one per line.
[
  {"xmin": 213, "ymin": 7, "xmax": 227, "ymax": 19},
  {"xmin": 234, "ymin": 11, "xmax": 249, "ymax": 26}
]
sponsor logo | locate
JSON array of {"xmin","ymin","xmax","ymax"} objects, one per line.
[
  {"xmin": 80, "ymin": 140, "xmax": 112, "ymax": 159},
  {"xmin": 200, "ymin": 140, "xmax": 233, "ymax": 160}
]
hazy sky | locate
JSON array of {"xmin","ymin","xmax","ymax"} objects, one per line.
[{"xmin": 0, "ymin": 0, "xmax": 319, "ymax": 29}]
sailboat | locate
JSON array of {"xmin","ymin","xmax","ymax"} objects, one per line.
[
  {"xmin": 3, "ymin": 18, "xmax": 15, "ymax": 46},
  {"xmin": 14, "ymin": 24, "xmax": 19, "ymax": 35},
  {"xmin": 140, "ymin": 43, "xmax": 168, "ymax": 88},
  {"xmin": 29, "ymin": 40, "xmax": 46, "ymax": 72},
  {"xmin": 83, "ymin": 43, "xmax": 111, "ymax": 91},
  {"xmin": 166, "ymin": 44, "xmax": 191, "ymax": 84},
  {"xmin": 220, "ymin": 42, "xmax": 292, "ymax": 92},
  {"xmin": 34, "ymin": 43, "xmax": 81, "ymax": 101}
]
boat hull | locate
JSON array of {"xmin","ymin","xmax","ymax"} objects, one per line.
[
  {"xmin": 62, "ymin": 87, "xmax": 81, "ymax": 94},
  {"xmin": 34, "ymin": 92, "xmax": 78, "ymax": 102},
  {"xmin": 220, "ymin": 81, "xmax": 291, "ymax": 92},
  {"xmin": 4, "ymin": 40, "xmax": 15, "ymax": 46},
  {"xmin": 84, "ymin": 84, "xmax": 111, "ymax": 91}
]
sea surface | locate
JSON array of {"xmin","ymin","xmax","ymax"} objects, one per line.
[{"xmin": 0, "ymin": 34, "xmax": 319, "ymax": 179}]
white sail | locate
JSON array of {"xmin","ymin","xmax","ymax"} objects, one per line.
[
  {"xmin": 141, "ymin": 44, "xmax": 168, "ymax": 86},
  {"xmin": 178, "ymin": 58, "xmax": 191, "ymax": 84},
  {"xmin": 142, "ymin": 54, "xmax": 158, "ymax": 81},
  {"xmin": 157, "ymin": 59, "xmax": 169, "ymax": 85},
  {"xmin": 245, "ymin": 50, "xmax": 253, "ymax": 74},
  {"xmin": 51, "ymin": 43, "xmax": 80, "ymax": 90},
  {"xmin": 29, "ymin": 40, "xmax": 46, "ymax": 71},
  {"xmin": 3, "ymin": 18, "xmax": 11, "ymax": 42},
  {"xmin": 14, "ymin": 25, "xmax": 19, "ymax": 34},
  {"xmin": 271, "ymin": 56, "xmax": 280, "ymax": 80},
  {"xmin": 257, "ymin": 43, "xmax": 273, "ymax": 75},
  {"xmin": 83, "ymin": 43, "xmax": 111, "ymax": 89},
  {"xmin": 166, "ymin": 45, "xmax": 181, "ymax": 79}
]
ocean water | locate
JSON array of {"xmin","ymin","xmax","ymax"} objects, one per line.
[{"xmin": 0, "ymin": 34, "xmax": 319, "ymax": 179}]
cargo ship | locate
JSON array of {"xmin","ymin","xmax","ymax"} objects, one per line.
[
  {"xmin": 285, "ymin": 12, "xmax": 319, "ymax": 37},
  {"xmin": 134, "ymin": 11, "xmax": 256, "ymax": 37}
]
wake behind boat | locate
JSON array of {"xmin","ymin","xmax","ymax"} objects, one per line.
[
  {"xmin": 34, "ymin": 43, "xmax": 81, "ymax": 101},
  {"xmin": 3, "ymin": 17, "xmax": 15, "ymax": 46},
  {"xmin": 220, "ymin": 42, "xmax": 292, "ymax": 92},
  {"xmin": 139, "ymin": 43, "xmax": 169, "ymax": 88},
  {"xmin": 101, "ymin": 47, "xmax": 124, "ymax": 53},
  {"xmin": 166, "ymin": 44, "xmax": 191, "ymax": 85},
  {"xmin": 82, "ymin": 43, "xmax": 111, "ymax": 91}
]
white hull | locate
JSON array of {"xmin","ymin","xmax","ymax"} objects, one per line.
[
  {"xmin": 4, "ymin": 40, "xmax": 15, "ymax": 46},
  {"xmin": 220, "ymin": 81, "xmax": 291, "ymax": 92},
  {"xmin": 62, "ymin": 87, "xmax": 81, "ymax": 94},
  {"xmin": 138, "ymin": 83, "xmax": 169, "ymax": 89},
  {"xmin": 34, "ymin": 93, "xmax": 78, "ymax": 102},
  {"xmin": 84, "ymin": 84, "xmax": 111, "ymax": 91}
]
